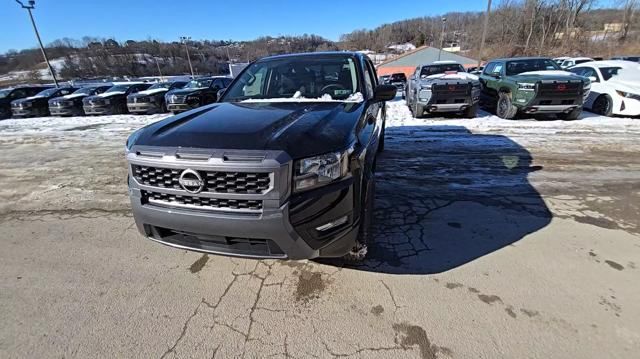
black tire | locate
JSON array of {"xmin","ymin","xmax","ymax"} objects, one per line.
[
  {"xmin": 558, "ymin": 107, "xmax": 582, "ymax": 121},
  {"xmin": 592, "ymin": 95, "xmax": 613, "ymax": 116},
  {"xmin": 160, "ymin": 101, "xmax": 168, "ymax": 113},
  {"xmin": 463, "ymin": 103, "xmax": 478, "ymax": 119},
  {"xmin": 413, "ymin": 101, "xmax": 424, "ymax": 119},
  {"xmin": 496, "ymin": 92, "xmax": 518, "ymax": 119},
  {"xmin": 343, "ymin": 178, "xmax": 375, "ymax": 263}
]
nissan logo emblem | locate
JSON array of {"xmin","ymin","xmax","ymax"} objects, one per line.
[{"xmin": 178, "ymin": 169, "xmax": 205, "ymax": 194}]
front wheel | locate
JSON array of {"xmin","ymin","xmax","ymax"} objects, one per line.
[
  {"xmin": 496, "ymin": 93, "xmax": 518, "ymax": 119},
  {"xmin": 343, "ymin": 178, "xmax": 375, "ymax": 263},
  {"xmin": 592, "ymin": 95, "xmax": 613, "ymax": 116},
  {"xmin": 558, "ymin": 107, "xmax": 582, "ymax": 121},
  {"xmin": 464, "ymin": 103, "xmax": 478, "ymax": 119}
]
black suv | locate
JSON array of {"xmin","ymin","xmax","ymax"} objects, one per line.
[
  {"xmin": 11, "ymin": 87, "xmax": 78, "ymax": 118},
  {"xmin": 125, "ymin": 52, "xmax": 396, "ymax": 261},
  {"xmin": 388, "ymin": 72, "xmax": 407, "ymax": 92},
  {"xmin": 83, "ymin": 83, "xmax": 151, "ymax": 115},
  {"xmin": 127, "ymin": 81, "xmax": 187, "ymax": 114},
  {"xmin": 1, "ymin": 86, "xmax": 53, "ymax": 119},
  {"xmin": 166, "ymin": 77, "xmax": 232, "ymax": 114},
  {"xmin": 49, "ymin": 86, "xmax": 112, "ymax": 116}
]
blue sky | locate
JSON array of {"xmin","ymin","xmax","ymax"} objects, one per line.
[
  {"xmin": 1, "ymin": 0, "xmax": 494, "ymax": 53},
  {"xmin": 2, "ymin": 0, "xmax": 619, "ymax": 53}
]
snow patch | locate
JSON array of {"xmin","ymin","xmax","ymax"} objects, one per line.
[
  {"xmin": 424, "ymin": 72, "xmax": 479, "ymax": 81},
  {"xmin": 137, "ymin": 88, "xmax": 168, "ymax": 96},
  {"xmin": 98, "ymin": 91, "xmax": 125, "ymax": 98},
  {"xmin": 241, "ymin": 92, "xmax": 364, "ymax": 103},
  {"xmin": 518, "ymin": 70, "xmax": 574, "ymax": 76}
]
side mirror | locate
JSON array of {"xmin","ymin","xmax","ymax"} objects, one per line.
[
  {"xmin": 217, "ymin": 88, "xmax": 227, "ymax": 101},
  {"xmin": 588, "ymin": 76, "xmax": 597, "ymax": 82},
  {"xmin": 373, "ymin": 84, "xmax": 397, "ymax": 102},
  {"xmin": 491, "ymin": 73, "xmax": 501, "ymax": 79}
]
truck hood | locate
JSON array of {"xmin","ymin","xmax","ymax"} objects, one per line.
[
  {"xmin": 169, "ymin": 88, "xmax": 208, "ymax": 96},
  {"xmin": 132, "ymin": 101, "xmax": 364, "ymax": 159},
  {"xmin": 513, "ymin": 71, "xmax": 583, "ymax": 82},
  {"xmin": 12, "ymin": 97, "xmax": 48, "ymax": 106}
]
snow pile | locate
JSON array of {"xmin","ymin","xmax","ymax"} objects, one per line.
[
  {"xmin": 424, "ymin": 72, "xmax": 478, "ymax": 81},
  {"xmin": 241, "ymin": 92, "xmax": 364, "ymax": 103},
  {"xmin": 518, "ymin": 70, "xmax": 574, "ymax": 76},
  {"xmin": 98, "ymin": 91, "xmax": 126, "ymax": 98},
  {"xmin": 137, "ymin": 88, "xmax": 168, "ymax": 96}
]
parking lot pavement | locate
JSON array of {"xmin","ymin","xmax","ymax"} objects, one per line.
[{"xmin": 1, "ymin": 106, "xmax": 639, "ymax": 358}]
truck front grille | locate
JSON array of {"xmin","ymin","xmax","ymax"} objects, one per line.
[
  {"xmin": 142, "ymin": 190, "xmax": 263, "ymax": 211},
  {"xmin": 132, "ymin": 165, "xmax": 271, "ymax": 194},
  {"xmin": 432, "ymin": 83, "xmax": 471, "ymax": 96},
  {"xmin": 538, "ymin": 82, "xmax": 581, "ymax": 96}
]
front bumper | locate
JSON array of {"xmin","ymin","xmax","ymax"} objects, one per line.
[
  {"xmin": 127, "ymin": 147, "xmax": 358, "ymax": 260},
  {"xmin": 50, "ymin": 106, "xmax": 82, "ymax": 116},
  {"xmin": 11, "ymin": 108, "xmax": 40, "ymax": 118},
  {"xmin": 166, "ymin": 103, "xmax": 195, "ymax": 113},
  {"xmin": 128, "ymin": 102, "xmax": 161, "ymax": 114},
  {"xmin": 83, "ymin": 105, "xmax": 114, "ymax": 115},
  {"xmin": 416, "ymin": 88, "xmax": 479, "ymax": 113}
]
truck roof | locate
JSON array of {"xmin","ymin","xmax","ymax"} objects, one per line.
[{"xmin": 260, "ymin": 51, "xmax": 364, "ymax": 61}]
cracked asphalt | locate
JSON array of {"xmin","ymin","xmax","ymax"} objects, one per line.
[{"xmin": 1, "ymin": 105, "xmax": 640, "ymax": 358}]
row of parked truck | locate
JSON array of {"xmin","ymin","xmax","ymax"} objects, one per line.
[
  {"xmin": 0, "ymin": 76, "xmax": 233, "ymax": 120},
  {"xmin": 382, "ymin": 56, "xmax": 640, "ymax": 119}
]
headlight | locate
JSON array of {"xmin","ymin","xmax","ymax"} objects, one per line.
[
  {"xmin": 616, "ymin": 90, "xmax": 640, "ymax": 101},
  {"xmin": 294, "ymin": 150, "xmax": 350, "ymax": 192},
  {"xmin": 421, "ymin": 84, "xmax": 432, "ymax": 90},
  {"xmin": 518, "ymin": 83, "xmax": 536, "ymax": 91},
  {"xmin": 125, "ymin": 128, "xmax": 144, "ymax": 152}
]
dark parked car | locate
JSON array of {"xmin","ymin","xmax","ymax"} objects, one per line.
[
  {"xmin": 611, "ymin": 55, "xmax": 640, "ymax": 62},
  {"xmin": 11, "ymin": 87, "xmax": 78, "ymax": 118},
  {"xmin": 388, "ymin": 72, "xmax": 407, "ymax": 92},
  {"xmin": 83, "ymin": 83, "xmax": 151, "ymax": 115},
  {"xmin": 166, "ymin": 77, "xmax": 232, "ymax": 114},
  {"xmin": 1, "ymin": 86, "xmax": 53, "ymax": 119},
  {"xmin": 125, "ymin": 52, "xmax": 396, "ymax": 261},
  {"xmin": 127, "ymin": 81, "xmax": 187, "ymax": 114},
  {"xmin": 49, "ymin": 85, "xmax": 111, "ymax": 116}
]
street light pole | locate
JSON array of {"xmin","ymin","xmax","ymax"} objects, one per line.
[
  {"xmin": 477, "ymin": 0, "xmax": 493, "ymax": 69},
  {"xmin": 15, "ymin": 0, "xmax": 59, "ymax": 87},
  {"xmin": 438, "ymin": 17, "xmax": 447, "ymax": 61},
  {"xmin": 180, "ymin": 36, "xmax": 195, "ymax": 79}
]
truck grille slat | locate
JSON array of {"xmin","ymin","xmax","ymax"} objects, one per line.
[
  {"xmin": 132, "ymin": 165, "xmax": 271, "ymax": 194},
  {"xmin": 142, "ymin": 190, "xmax": 263, "ymax": 211}
]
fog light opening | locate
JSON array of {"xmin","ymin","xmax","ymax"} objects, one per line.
[{"xmin": 315, "ymin": 216, "xmax": 349, "ymax": 232}]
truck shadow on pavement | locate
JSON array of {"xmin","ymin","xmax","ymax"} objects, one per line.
[{"xmin": 323, "ymin": 125, "xmax": 552, "ymax": 275}]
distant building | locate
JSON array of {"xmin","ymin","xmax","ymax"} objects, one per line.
[
  {"xmin": 387, "ymin": 43, "xmax": 417, "ymax": 53},
  {"xmin": 604, "ymin": 23, "xmax": 623, "ymax": 32},
  {"xmin": 375, "ymin": 46, "xmax": 478, "ymax": 77}
]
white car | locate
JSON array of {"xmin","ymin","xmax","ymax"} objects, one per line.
[
  {"xmin": 553, "ymin": 57, "xmax": 570, "ymax": 66},
  {"xmin": 560, "ymin": 57, "xmax": 594, "ymax": 69},
  {"xmin": 568, "ymin": 60, "xmax": 640, "ymax": 116}
]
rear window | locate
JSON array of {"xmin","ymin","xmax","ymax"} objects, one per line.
[
  {"xmin": 505, "ymin": 59, "xmax": 561, "ymax": 76},
  {"xmin": 390, "ymin": 73, "xmax": 406, "ymax": 81},
  {"xmin": 420, "ymin": 64, "xmax": 465, "ymax": 77},
  {"xmin": 599, "ymin": 67, "xmax": 622, "ymax": 81}
]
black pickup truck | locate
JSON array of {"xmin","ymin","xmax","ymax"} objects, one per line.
[
  {"xmin": 0, "ymin": 86, "xmax": 53, "ymax": 119},
  {"xmin": 83, "ymin": 83, "xmax": 151, "ymax": 115},
  {"xmin": 125, "ymin": 52, "xmax": 396, "ymax": 261},
  {"xmin": 165, "ymin": 77, "xmax": 232, "ymax": 114},
  {"xmin": 11, "ymin": 87, "xmax": 78, "ymax": 118},
  {"xmin": 49, "ymin": 85, "xmax": 112, "ymax": 116}
]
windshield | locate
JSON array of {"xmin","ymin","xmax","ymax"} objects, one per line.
[
  {"xmin": 73, "ymin": 87, "xmax": 99, "ymax": 95},
  {"xmin": 506, "ymin": 59, "xmax": 561, "ymax": 76},
  {"xmin": 600, "ymin": 67, "xmax": 622, "ymax": 81},
  {"xmin": 35, "ymin": 88, "xmax": 59, "ymax": 97},
  {"xmin": 148, "ymin": 82, "xmax": 173, "ymax": 90},
  {"xmin": 0, "ymin": 89, "xmax": 11, "ymax": 98},
  {"xmin": 390, "ymin": 73, "xmax": 406, "ymax": 81},
  {"xmin": 421, "ymin": 64, "xmax": 465, "ymax": 77},
  {"xmin": 223, "ymin": 56, "xmax": 360, "ymax": 101},
  {"xmin": 105, "ymin": 85, "xmax": 131, "ymax": 93},
  {"xmin": 183, "ymin": 79, "xmax": 212, "ymax": 89}
]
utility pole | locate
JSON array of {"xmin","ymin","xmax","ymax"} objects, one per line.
[
  {"xmin": 477, "ymin": 0, "xmax": 493, "ymax": 69},
  {"xmin": 154, "ymin": 57, "xmax": 163, "ymax": 81},
  {"xmin": 180, "ymin": 36, "xmax": 195, "ymax": 79},
  {"xmin": 15, "ymin": 0, "xmax": 59, "ymax": 87},
  {"xmin": 438, "ymin": 17, "xmax": 447, "ymax": 61}
]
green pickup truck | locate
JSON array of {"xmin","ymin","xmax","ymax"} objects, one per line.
[{"xmin": 479, "ymin": 57, "xmax": 591, "ymax": 120}]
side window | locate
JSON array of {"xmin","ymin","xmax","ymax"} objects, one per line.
[
  {"xmin": 29, "ymin": 88, "xmax": 42, "ymax": 96},
  {"xmin": 223, "ymin": 78, "xmax": 232, "ymax": 87},
  {"xmin": 362, "ymin": 61, "xmax": 375, "ymax": 99},
  {"xmin": 212, "ymin": 79, "xmax": 224, "ymax": 89},
  {"xmin": 59, "ymin": 89, "xmax": 72, "ymax": 96},
  {"xmin": 483, "ymin": 63, "xmax": 495, "ymax": 75},
  {"xmin": 581, "ymin": 68, "xmax": 599, "ymax": 82},
  {"xmin": 10, "ymin": 89, "xmax": 26, "ymax": 99}
]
